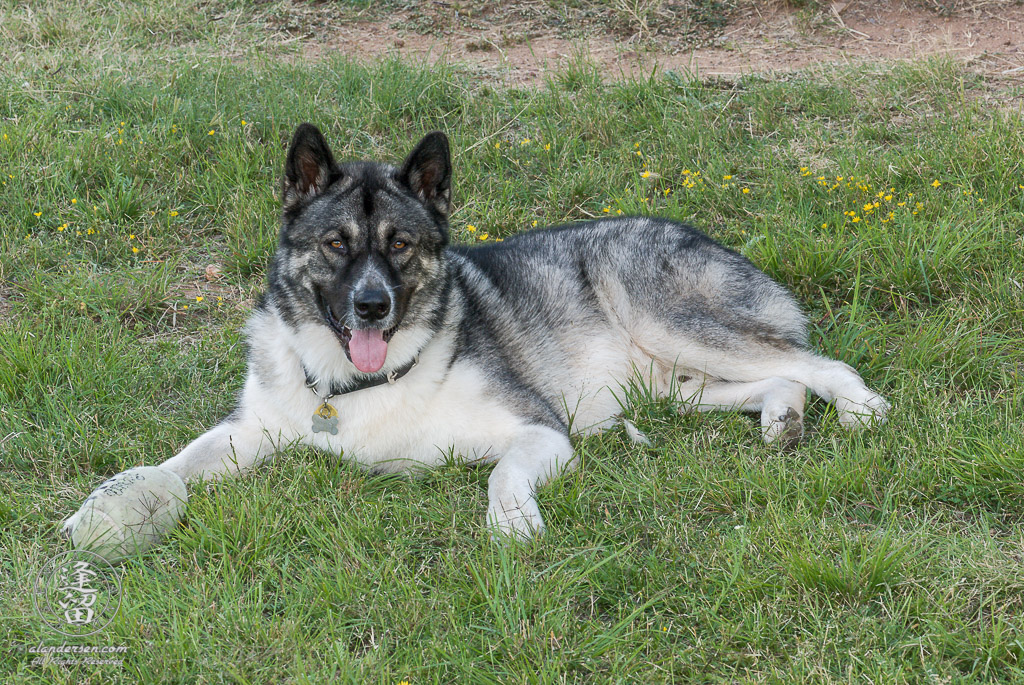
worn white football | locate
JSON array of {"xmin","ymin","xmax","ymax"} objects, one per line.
[{"xmin": 62, "ymin": 466, "xmax": 188, "ymax": 562}]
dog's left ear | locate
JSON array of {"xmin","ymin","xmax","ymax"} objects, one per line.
[{"xmin": 399, "ymin": 131, "xmax": 451, "ymax": 218}]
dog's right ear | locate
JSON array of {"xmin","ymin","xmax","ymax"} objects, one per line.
[{"xmin": 282, "ymin": 123, "xmax": 337, "ymax": 211}]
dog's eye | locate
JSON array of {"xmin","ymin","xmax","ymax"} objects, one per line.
[
  {"xmin": 328, "ymin": 239, "xmax": 346, "ymax": 253},
  {"xmin": 391, "ymin": 240, "xmax": 408, "ymax": 252}
]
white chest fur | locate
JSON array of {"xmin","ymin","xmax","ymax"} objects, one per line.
[
  {"xmin": 241, "ymin": 312, "xmax": 531, "ymax": 473},
  {"xmin": 311, "ymin": 361, "xmax": 529, "ymax": 471}
]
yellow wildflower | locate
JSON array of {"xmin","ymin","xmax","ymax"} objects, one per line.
[
  {"xmin": 466, "ymin": 224, "xmax": 476, "ymax": 232},
  {"xmin": 931, "ymin": 180, "xmax": 940, "ymax": 187},
  {"xmin": 478, "ymin": 233, "xmax": 489, "ymax": 241}
]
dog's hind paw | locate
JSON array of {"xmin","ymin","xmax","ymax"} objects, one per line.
[
  {"xmin": 621, "ymin": 418, "xmax": 651, "ymax": 446},
  {"xmin": 487, "ymin": 498, "xmax": 545, "ymax": 542},
  {"xmin": 763, "ymin": 407, "xmax": 803, "ymax": 447},
  {"xmin": 835, "ymin": 391, "xmax": 890, "ymax": 428}
]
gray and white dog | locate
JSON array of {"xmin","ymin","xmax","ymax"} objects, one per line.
[{"xmin": 65, "ymin": 124, "xmax": 888, "ymax": 545}]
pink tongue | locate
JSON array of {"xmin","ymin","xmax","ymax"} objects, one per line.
[{"xmin": 348, "ymin": 328, "xmax": 388, "ymax": 373}]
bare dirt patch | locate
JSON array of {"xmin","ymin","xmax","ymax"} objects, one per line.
[
  {"xmin": 295, "ymin": 1, "xmax": 1024, "ymax": 84},
  {"xmin": 0, "ymin": 268, "xmax": 15, "ymax": 321}
]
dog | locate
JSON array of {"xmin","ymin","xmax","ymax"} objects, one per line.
[{"xmin": 64, "ymin": 124, "xmax": 889, "ymax": 543}]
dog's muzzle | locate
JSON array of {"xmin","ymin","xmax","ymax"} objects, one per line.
[{"xmin": 324, "ymin": 304, "xmax": 397, "ymax": 374}]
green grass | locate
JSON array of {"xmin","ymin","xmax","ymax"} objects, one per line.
[{"xmin": 2, "ymin": 1, "xmax": 1024, "ymax": 682}]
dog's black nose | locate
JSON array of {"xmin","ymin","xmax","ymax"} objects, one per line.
[{"xmin": 353, "ymin": 289, "xmax": 391, "ymax": 321}]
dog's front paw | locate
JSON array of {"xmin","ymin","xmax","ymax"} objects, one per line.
[
  {"xmin": 63, "ymin": 466, "xmax": 188, "ymax": 562},
  {"xmin": 487, "ymin": 497, "xmax": 545, "ymax": 542},
  {"xmin": 835, "ymin": 390, "xmax": 890, "ymax": 428}
]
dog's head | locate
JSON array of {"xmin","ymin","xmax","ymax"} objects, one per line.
[{"xmin": 268, "ymin": 124, "xmax": 452, "ymax": 373}]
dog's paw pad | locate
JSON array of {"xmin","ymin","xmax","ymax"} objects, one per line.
[{"xmin": 764, "ymin": 406, "xmax": 803, "ymax": 447}]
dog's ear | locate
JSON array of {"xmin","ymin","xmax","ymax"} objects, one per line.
[
  {"xmin": 399, "ymin": 131, "xmax": 451, "ymax": 218},
  {"xmin": 282, "ymin": 123, "xmax": 337, "ymax": 210}
]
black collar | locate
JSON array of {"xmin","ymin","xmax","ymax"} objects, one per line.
[{"xmin": 303, "ymin": 356, "xmax": 419, "ymax": 400}]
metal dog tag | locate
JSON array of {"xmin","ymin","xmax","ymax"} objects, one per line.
[{"xmin": 311, "ymin": 402, "xmax": 339, "ymax": 435}]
